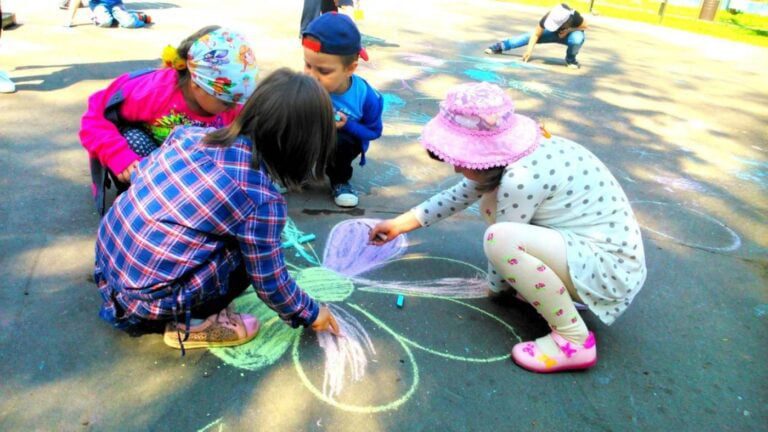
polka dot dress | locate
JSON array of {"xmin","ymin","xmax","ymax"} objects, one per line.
[{"xmin": 412, "ymin": 136, "xmax": 647, "ymax": 325}]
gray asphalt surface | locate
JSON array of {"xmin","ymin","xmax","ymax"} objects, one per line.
[{"xmin": 0, "ymin": 0, "xmax": 766, "ymax": 430}]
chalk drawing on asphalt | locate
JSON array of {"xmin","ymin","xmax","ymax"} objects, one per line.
[{"xmin": 210, "ymin": 218, "xmax": 521, "ymax": 413}]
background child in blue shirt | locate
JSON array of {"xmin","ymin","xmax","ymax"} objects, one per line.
[{"xmin": 302, "ymin": 12, "xmax": 383, "ymax": 208}]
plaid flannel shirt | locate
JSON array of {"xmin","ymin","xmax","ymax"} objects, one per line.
[{"xmin": 94, "ymin": 126, "xmax": 319, "ymax": 329}]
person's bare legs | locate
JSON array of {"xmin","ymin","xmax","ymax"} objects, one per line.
[{"xmin": 66, "ymin": 0, "xmax": 81, "ymax": 27}]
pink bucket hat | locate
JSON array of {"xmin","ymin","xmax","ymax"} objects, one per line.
[{"xmin": 420, "ymin": 82, "xmax": 540, "ymax": 170}]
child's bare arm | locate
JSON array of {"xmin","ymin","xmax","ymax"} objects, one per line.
[{"xmin": 522, "ymin": 25, "xmax": 544, "ymax": 62}]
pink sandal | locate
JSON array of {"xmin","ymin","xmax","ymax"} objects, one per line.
[{"xmin": 512, "ymin": 331, "xmax": 597, "ymax": 373}]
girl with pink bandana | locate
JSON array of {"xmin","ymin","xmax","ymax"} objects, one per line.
[
  {"xmin": 371, "ymin": 82, "xmax": 647, "ymax": 373},
  {"xmin": 79, "ymin": 26, "xmax": 259, "ymax": 214}
]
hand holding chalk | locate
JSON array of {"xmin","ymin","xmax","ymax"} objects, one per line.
[
  {"xmin": 368, "ymin": 228, "xmax": 389, "ymax": 245},
  {"xmin": 312, "ymin": 305, "xmax": 341, "ymax": 336}
]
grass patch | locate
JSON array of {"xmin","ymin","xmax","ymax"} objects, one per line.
[{"xmin": 499, "ymin": 0, "xmax": 768, "ymax": 46}]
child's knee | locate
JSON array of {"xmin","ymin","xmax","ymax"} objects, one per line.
[
  {"xmin": 484, "ymin": 224, "xmax": 513, "ymax": 258},
  {"xmin": 483, "ymin": 223, "xmax": 528, "ymax": 264},
  {"xmin": 568, "ymin": 31, "xmax": 585, "ymax": 45},
  {"xmin": 92, "ymin": 5, "xmax": 114, "ymax": 27}
]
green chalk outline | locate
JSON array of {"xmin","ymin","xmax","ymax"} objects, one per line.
[{"xmin": 292, "ymin": 302, "xmax": 419, "ymax": 413}]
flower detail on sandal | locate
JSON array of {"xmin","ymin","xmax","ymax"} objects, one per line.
[
  {"xmin": 511, "ymin": 331, "xmax": 597, "ymax": 373},
  {"xmin": 559, "ymin": 342, "xmax": 577, "ymax": 358}
]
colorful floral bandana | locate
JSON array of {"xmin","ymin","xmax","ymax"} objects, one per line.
[{"xmin": 187, "ymin": 28, "xmax": 259, "ymax": 104}]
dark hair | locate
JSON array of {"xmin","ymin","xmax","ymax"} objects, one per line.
[
  {"xmin": 339, "ymin": 53, "xmax": 359, "ymax": 67},
  {"xmin": 175, "ymin": 25, "xmax": 221, "ymax": 88},
  {"xmin": 568, "ymin": 11, "xmax": 584, "ymax": 29},
  {"xmin": 204, "ymin": 68, "xmax": 336, "ymax": 189},
  {"xmin": 427, "ymin": 150, "xmax": 504, "ymax": 193}
]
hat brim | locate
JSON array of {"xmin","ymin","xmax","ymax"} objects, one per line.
[{"xmin": 420, "ymin": 114, "xmax": 541, "ymax": 170}]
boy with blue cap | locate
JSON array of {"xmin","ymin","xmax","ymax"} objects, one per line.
[{"xmin": 302, "ymin": 12, "xmax": 384, "ymax": 208}]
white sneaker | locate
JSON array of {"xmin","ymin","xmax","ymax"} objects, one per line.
[
  {"xmin": 0, "ymin": 71, "xmax": 15, "ymax": 94},
  {"xmin": 565, "ymin": 61, "xmax": 581, "ymax": 69},
  {"xmin": 332, "ymin": 182, "xmax": 359, "ymax": 207}
]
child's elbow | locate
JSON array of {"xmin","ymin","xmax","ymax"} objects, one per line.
[{"xmin": 371, "ymin": 125, "xmax": 383, "ymax": 140}]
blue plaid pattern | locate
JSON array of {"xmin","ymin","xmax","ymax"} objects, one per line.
[{"xmin": 94, "ymin": 126, "xmax": 319, "ymax": 329}]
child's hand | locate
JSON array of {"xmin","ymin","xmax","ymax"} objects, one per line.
[
  {"xmin": 522, "ymin": 50, "xmax": 532, "ymax": 62},
  {"xmin": 335, "ymin": 111, "xmax": 348, "ymax": 129},
  {"xmin": 369, "ymin": 212, "xmax": 423, "ymax": 245},
  {"xmin": 312, "ymin": 305, "xmax": 341, "ymax": 335},
  {"xmin": 116, "ymin": 160, "xmax": 139, "ymax": 184},
  {"xmin": 538, "ymin": 121, "xmax": 552, "ymax": 139},
  {"xmin": 369, "ymin": 220, "xmax": 399, "ymax": 245}
]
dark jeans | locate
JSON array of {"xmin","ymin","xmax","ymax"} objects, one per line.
[
  {"xmin": 499, "ymin": 29, "xmax": 586, "ymax": 64},
  {"xmin": 125, "ymin": 263, "xmax": 251, "ymax": 335},
  {"xmin": 300, "ymin": 0, "xmax": 337, "ymax": 35},
  {"xmin": 190, "ymin": 262, "xmax": 250, "ymax": 318},
  {"xmin": 326, "ymin": 131, "xmax": 362, "ymax": 185}
]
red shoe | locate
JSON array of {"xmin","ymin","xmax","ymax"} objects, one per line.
[
  {"xmin": 512, "ymin": 331, "xmax": 597, "ymax": 373},
  {"xmin": 135, "ymin": 12, "xmax": 151, "ymax": 24}
]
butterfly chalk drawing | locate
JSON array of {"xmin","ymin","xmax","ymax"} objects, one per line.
[{"xmin": 210, "ymin": 218, "xmax": 521, "ymax": 413}]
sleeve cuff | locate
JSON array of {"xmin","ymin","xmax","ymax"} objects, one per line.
[
  {"xmin": 290, "ymin": 299, "xmax": 320, "ymax": 328},
  {"xmin": 106, "ymin": 145, "xmax": 141, "ymax": 176}
]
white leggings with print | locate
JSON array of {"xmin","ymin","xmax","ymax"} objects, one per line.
[{"xmin": 480, "ymin": 194, "xmax": 589, "ymax": 344}]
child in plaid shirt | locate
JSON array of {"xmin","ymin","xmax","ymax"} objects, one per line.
[{"xmin": 94, "ymin": 69, "xmax": 340, "ymax": 351}]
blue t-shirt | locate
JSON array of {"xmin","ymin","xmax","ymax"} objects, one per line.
[
  {"xmin": 328, "ymin": 75, "xmax": 384, "ymax": 164},
  {"xmin": 331, "ymin": 75, "xmax": 374, "ymax": 123}
]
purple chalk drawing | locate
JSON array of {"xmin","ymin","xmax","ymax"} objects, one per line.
[
  {"xmin": 653, "ymin": 175, "xmax": 709, "ymax": 193},
  {"xmin": 400, "ymin": 52, "xmax": 446, "ymax": 68},
  {"xmin": 323, "ymin": 219, "xmax": 408, "ymax": 276}
]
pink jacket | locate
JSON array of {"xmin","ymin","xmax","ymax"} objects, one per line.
[{"xmin": 80, "ymin": 68, "xmax": 240, "ymax": 176}]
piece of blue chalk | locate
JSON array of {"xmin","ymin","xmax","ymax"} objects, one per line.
[
  {"xmin": 334, "ymin": 113, "xmax": 341, "ymax": 122},
  {"xmin": 297, "ymin": 234, "xmax": 316, "ymax": 244},
  {"xmin": 281, "ymin": 233, "xmax": 317, "ymax": 249},
  {"xmin": 396, "ymin": 295, "xmax": 404, "ymax": 308}
]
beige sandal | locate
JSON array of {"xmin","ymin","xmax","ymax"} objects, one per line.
[{"xmin": 163, "ymin": 305, "xmax": 259, "ymax": 350}]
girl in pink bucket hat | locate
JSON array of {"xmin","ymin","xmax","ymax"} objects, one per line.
[{"xmin": 371, "ymin": 82, "xmax": 647, "ymax": 373}]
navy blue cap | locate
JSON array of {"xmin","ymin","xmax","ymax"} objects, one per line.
[{"xmin": 302, "ymin": 12, "xmax": 368, "ymax": 61}]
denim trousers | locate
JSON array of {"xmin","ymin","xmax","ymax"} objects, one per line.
[
  {"xmin": 500, "ymin": 29, "xmax": 585, "ymax": 63},
  {"xmin": 92, "ymin": 4, "xmax": 143, "ymax": 28}
]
